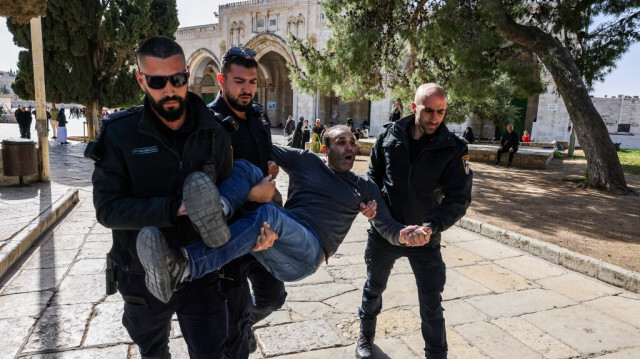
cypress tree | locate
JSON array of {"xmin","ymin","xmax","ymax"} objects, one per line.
[{"xmin": 7, "ymin": 0, "xmax": 178, "ymax": 138}]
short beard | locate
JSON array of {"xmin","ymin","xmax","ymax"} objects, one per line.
[
  {"xmin": 146, "ymin": 91, "xmax": 186, "ymax": 122},
  {"xmin": 225, "ymin": 91, "xmax": 253, "ymax": 112}
]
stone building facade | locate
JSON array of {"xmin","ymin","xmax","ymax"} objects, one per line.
[
  {"xmin": 449, "ymin": 69, "xmax": 639, "ymax": 149},
  {"xmin": 175, "ymin": 0, "xmax": 390, "ymax": 134},
  {"xmin": 176, "ymin": 1, "xmax": 638, "ymax": 147},
  {"xmin": 533, "ymin": 76, "xmax": 640, "ymax": 149}
]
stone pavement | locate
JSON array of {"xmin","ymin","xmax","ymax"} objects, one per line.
[{"xmin": 1, "ymin": 126, "xmax": 640, "ymax": 358}]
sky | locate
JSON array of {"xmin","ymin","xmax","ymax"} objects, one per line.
[{"xmin": 0, "ymin": 0, "xmax": 638, "ymax": 97}]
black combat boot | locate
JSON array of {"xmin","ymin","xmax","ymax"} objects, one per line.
[
  {"xmin": 355, "ymin": 317, "xmax": 376, "ymax": 359},
  {"xmin": 355, "ymin": 333, "xmax": 374, "ymax": 359}
]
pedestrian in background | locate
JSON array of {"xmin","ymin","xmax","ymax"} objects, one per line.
[
  {"xmin": 57, "ymin": 108, "xmax": 68, "ymax": 145},
  {"xmin": 284, "ymin": 115, "xmax": 295, "ymax": 146},
  {"xmin": 50, "ymin": 103, "xmax": 59, "ymax": 139},
  {"xmin": 302, "ymin": 119, "xmax": 311, "ymax": 144},
  {"xmin": 389, "ymin": 98, "xmax": 403, "ymax": 122},
  {"xmin": 464, "ymin": 126, "xmax": 475, "ymax": 144},
  {"xmin": 495, "ymin": 124, "xmax": 519, "ymax": 168},
  {"xmin": 291, "ymin": 117, "xmax": 305, "ymax": 149}
]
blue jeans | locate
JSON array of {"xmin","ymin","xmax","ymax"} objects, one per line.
[
  {"xmin": 359, "ymin": 232, "xmax": 447, "ymax": 359},
  {"xmin": 186, "ymin": 160, "xmax": 324, "ymax": 283}
]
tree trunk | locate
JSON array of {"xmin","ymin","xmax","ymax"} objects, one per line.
[
  {"xmin": 493, "ymin": 11, "xmax": 631, "ymax": 194},
  {"xmin": 85, "ymin": 101, "xmax": 100, "ymax": 140}
]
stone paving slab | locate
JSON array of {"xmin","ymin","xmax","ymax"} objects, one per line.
[
  {"xmin": 23, "ymin": 303, "xmax": 94, "ymax": 352},
  {"xmin": 523, "ymin": 305, "xmax": 640, "ymax": 354},
  {"xmin": 491, "ymin": 317, "xmax": 580, "ymax": 359},
  {"xmin": 1, "ymin": 132, "xmax": 640, "ymax": 358},
  {"xmin": 0, "ymin": 184, "xmax": 78, "ymax": 278},
  {"xmin": 465, "ymin": 288, "xmax": 576, "ymax": 318},
  {"xmin": 20, "ymin": 345, "xmax": 130, "ymax": 359},
  {"xmin": 454, "ymin": 321, "xmax": 541, "ymax": 359},
  {"xmin": 256, "ymin": 319, "xmax": 343, "ymax": 356}
]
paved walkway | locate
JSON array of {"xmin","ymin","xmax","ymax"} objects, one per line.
[{"xmin": 1, "ymin": 126, "xmax": 640, "ymax": 358}]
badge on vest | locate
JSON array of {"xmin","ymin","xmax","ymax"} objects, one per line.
[
  {"xmin": 132, "ymin": 146, "xmax": 159, "ymax": 155},
  {"xmin": 462, "ymin": 155, "xmax": 470, "ymax": 174}
]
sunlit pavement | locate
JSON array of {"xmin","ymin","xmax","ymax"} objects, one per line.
[{"xmin": 1, "ymin": 126, "xmax": 639, "ymax": 358}]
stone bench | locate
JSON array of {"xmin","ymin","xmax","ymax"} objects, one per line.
[
  {"xmin": 304, "ymin": 138, "xmax": 376, "ymax": 156},
  {"xmin": 468, "ymin": 144, "xmax": 555, "ymax": 169},
  {"xmin": 355, "ymin": 138, "xmax": 375, "ymax": 156}
]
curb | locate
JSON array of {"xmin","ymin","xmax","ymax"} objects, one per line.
[
  {"xmin": 0, "ymin": 187, "xmax": 79, "ymax": 279},
  {"xmin": 456, "ymin": 217, "xmax": 640, "ymax": 293}
]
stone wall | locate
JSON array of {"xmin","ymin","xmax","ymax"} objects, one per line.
[
  {"xmin": 534, "ymin": 70, "xmax": 640, "ymax": 149},
  {"xmin": 468, "ymin": 144, "xmax": 555, "ymax": 169},
  {"xmin": 369, "ymin": 98, "xmax": 391, "ymax": 137}
]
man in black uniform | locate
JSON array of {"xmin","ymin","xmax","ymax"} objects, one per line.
[
  {"xmin": 209, "ymin": 47, "xmax": 287, "ymax": 358},
  {"xmin": 495, "ymin": 124, "xmax": 519, "ymax": 168},
  {"xmin": 356, "ymin": 83, "xmax": 472, "ymax": 359},
  {"xmin": 91, "ymin": 36, "xmax": 232, "ymax": 358},
  {"xmin": 16, "ymin": 105, "xmax": 31, "ymax": 139}
]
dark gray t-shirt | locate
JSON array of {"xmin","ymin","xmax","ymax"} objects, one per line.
[{"xmin": 271, "ymin": 145, "xmax": 404, "ymax": 258}]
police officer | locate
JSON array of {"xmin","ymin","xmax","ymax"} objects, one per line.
[
  {"xmin": 209, "ymin": 47, "xmax": 287, "ymax": 358},
  {"xmin": 356, "ymin": 83, "xmax": 473, "ymax": 359},
  {"xmin": 91, "ymin": 36, "xmax": 232, "ymax": 358}
]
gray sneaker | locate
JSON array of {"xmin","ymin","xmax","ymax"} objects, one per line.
[
  {"xmin": 183, "ymin": 171, "xmax": 230, "ymax": 248},
  {"xmin": 136, "ymin": 226, "xmax": 187, "ymax": 303}
]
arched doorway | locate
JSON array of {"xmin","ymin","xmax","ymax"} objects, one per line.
[
  {"xmin": 201, "ymin": 74, "xmax": 217, "ymax": 104},
  {"xmin": 256, "ymin": 51, "xmax": 293, "ymax": 126},
  {"xmin": 246, "ymin": 35, "xmax": 295, "ymax": 126},
  {"xmin": 187, "ymin": 49, "xmax": 221, "ymax": 104}
]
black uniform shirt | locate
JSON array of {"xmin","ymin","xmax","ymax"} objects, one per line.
[
  {"xmin": 151, "ymin": 101, "xmax": 195, "ymax": 159},
  {"xmin": 408, "ymin": 124, "xmax": 437, "ymax": 162},
  {"xmin": 233, "ymin": 113, "xmax": 261, "ymax": 171}
]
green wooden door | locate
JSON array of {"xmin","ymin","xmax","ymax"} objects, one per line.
[{"xmin": 202, "ymin": 93, "xmax": 215, "ymax": 106}]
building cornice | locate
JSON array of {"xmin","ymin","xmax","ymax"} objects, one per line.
[{"xmin": 176, "ymin": 24, "xmax": 219, "ymax": 39}]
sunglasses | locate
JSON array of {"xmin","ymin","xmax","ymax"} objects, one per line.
[
  {"xmin": 223, "ymin": 47, "xmax": 256, "ymax": 59},
  {"xmin": 139, "ymin": 70, "xmax": 189, "ymax": 90}
]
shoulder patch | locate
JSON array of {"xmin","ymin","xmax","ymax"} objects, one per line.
[{"xmin": 462, "ymin": 155, "xmax": 470, "ymax": 175}]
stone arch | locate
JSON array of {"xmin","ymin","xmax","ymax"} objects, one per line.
[
  {"xmin": 245, "ymin": 34, "xmax": 296, "ymax": 66},
  {"xmin": 186, "ymin": 48, "xmax": 221, "ymax": 104},
  {"xmin": 187, "ymin": 48, "xmax": 221, "ymax": 77},
  {"xmin": 244, "ymin": 34, "xmax": 296, "ymax": 126},
  {"xmin": 201, "ymin": 74, "xmax": 216, "ymax": 87}
]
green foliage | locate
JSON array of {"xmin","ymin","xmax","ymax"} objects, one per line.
[
  {"xmin": 484, "ymin": 1, "xmax": 640, "ymax": 91},
  {"xmin": 7, "ymin": 0, "xmax": 178, "ymax": 108},
  {"xmin": 289, "ymin": 0, "xmax": 542, "ymax": 125},
  {"xmin": 0, "ymin": 0, "xmax": 47, "ymax": 24},
  {"xmin": 618, "ymin": 149, "xmax": 640, "ymax": 175},
  {"xmin": 291, "ymin": 0, "xmax": 639, "ymax": 125}
]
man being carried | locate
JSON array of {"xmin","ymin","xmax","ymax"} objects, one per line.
[{"xmin": 137, "ymin": 125, "xmax": 429, "ymax": 303}]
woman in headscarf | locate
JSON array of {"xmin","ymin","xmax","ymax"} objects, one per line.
[{"xmin": 291, "ymin": 117, "xmax": 305, "ymax": 149}]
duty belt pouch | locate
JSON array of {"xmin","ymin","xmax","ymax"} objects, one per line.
[{"xmin": 105, "ymin": 254, "xmax": 118, "ymax": 295}]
